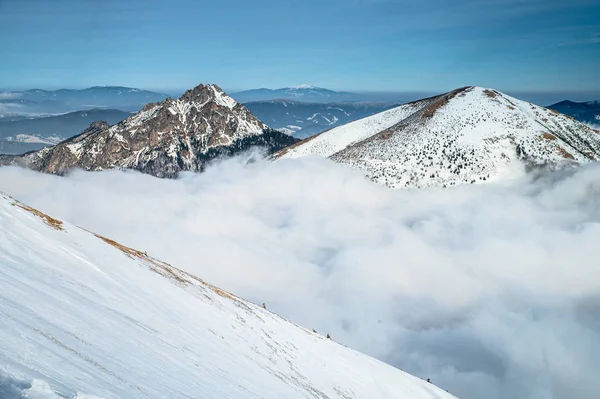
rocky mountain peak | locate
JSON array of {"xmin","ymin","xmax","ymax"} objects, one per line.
[
  {"xmin": 179, "ymin": 83, "xmax": 236, "ymax": 109},
  {"xmin": 6, "ymin": 83, "xmax": 298, "ymax": 178},
  {"xmin": 87, "ymin": 120, "xmax": 110, "ymax": 131}
]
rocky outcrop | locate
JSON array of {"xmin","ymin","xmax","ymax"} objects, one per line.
[{"xmin": 9, "ymin": 84, "xmax": 297, "ymax": 178}]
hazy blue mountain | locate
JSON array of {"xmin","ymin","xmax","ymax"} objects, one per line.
[
  {"xmin": 0, "ymin": 98, "xmax": 72, "ymax": 117},
  {"xmin": 245, "ymin": 100, "xmax": 399, "ymax": 138},
  {"xmin": 548, "ymin": 100, "xmax": 600, "ymax": 127},
  {"xmin": 0, "ymin": 86, "xmax": 168, "ymax": 116},
  {"xmin": 0, "ymin": 109, "xmax": 131, "ymax": 140},
  {"xmin": 0, "ymin": 141, "xmax": 46, "ymax": 155},
  {"xmin": 231, "ymin": 85, "xmax": 364, "ymax": 103}
]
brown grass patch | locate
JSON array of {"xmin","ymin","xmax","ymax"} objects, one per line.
[
  {"xmin": 12, "ymin": 202, "xmax": 64, "ymax": 231},
  {"xmin": 541, "ymin": 132, "xmax": 556, "ymax": 140},
  {"xmin": 378, "ymin": 128, "xmax": 395, "ymax": 140},
  {"xmin": 94, "ymin": 234, "xmax": 148, "ymax": 260},
  {"xmin": 95, "ymin": 235, "xmax": 181, "ymax": 284},
  {"xmin": 557, "ymin": 147, "xmax": 575, "ymax": 160},
  {"xmin": 422, "ymin": 96, "xmax": 450, "ymax": 118},
  {"xmin": 93, "ymin": 233, "xmax": 189, "ymax": 284},
  {"xmin": 205, "ymin": 283, "xmax": 238, "ymax": 302},
  {"xmin": 422, "ymin": 86, "xmax": 471, "ymax": 119},
  {"xmin": 483, "ymin": 89, "xmax": 497, "ymax": 98}
]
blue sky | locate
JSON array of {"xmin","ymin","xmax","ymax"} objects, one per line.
[{"xmin": 0, "ymin": 0, "xmax": 599, "ymax": 93}]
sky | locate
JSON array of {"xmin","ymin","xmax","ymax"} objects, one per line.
[
  {"xmin": 0, "ymin": 0, "xmax": 599, "ymax": 93},
  {"xmin": 1, "ymin": 155, "xmax": 600, "ymax": 399}
]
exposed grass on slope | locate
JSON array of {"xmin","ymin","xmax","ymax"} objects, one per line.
[
  {"xmin": 12, "ymin": 202, "xmax": 64, "ymax": 231},
  {"xmin": 541, "ymin": 133, "xmax": 557, "ymax": 140},
  {"xmin": 557, "ymin": 147, "xmax": 575, "ymax": 159},
  {"xmin": 422, "ymin": 87, "xmax": 471, "ymax": 119}
]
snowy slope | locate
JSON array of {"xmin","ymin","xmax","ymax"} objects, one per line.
[
  {"xmin": 279, "ymin": 87, "xmax": 600, "ymax": 188},
  {"xmin": 0, "ymin": 194, "xmax": 457, "ymax": 399},
  {"xmin": 276, "ymin": 97, "xmax": 436, "ymax": 159}
]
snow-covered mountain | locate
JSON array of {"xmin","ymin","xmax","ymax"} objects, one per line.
[
  {"xmin": 232, "ymin": 85, "xmax": 363, "ymax": 103},
  {"xmin": 245, "ymin": 99, "xmax": 398, "ymax": 138},
  {"xmin": 0, "ymin": 193, "xmax": 457, "ymax": 399},
  {"xmin": 277, "ymin": 86, "xmax": 600, "ymax": 188},
  {"xmin": 3, "ymin": 84, "xmax": 297, "ymax": 178},
  {"xmin": 0, "ymin": 109, "xmax": 131, "ymax": 155}
]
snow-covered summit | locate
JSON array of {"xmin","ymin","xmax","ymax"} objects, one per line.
[
  {"xmin": 278, "ymin": 86, "xmax": 600, "ymax": 188},
  {"xmin": 287, "ymin": 84, "xmax": 317, "ymax": 90},
  {"xmin": 0, "ymin": 193, "xmax": 458, "ymax": 399},
  {"xmin": 231, "ymin": 86, "xmax": 362, "ymax": 103},
  {"xmin": 179, "ymin": 83, "xmax": 239, "ymax": 109}
]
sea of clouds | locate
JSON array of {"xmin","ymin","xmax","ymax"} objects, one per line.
[
  {"xmin": 585, "ymin": 121, "xmax": 600, "ymax": 130},
  {"xmin": 1, "ymin": 154, "xmax": 599, "ymax": 399}
]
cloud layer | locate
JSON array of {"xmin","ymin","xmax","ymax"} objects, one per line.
[{"xmin": 1, "ymin": 155, "xmax": 600, "ymax": 399}]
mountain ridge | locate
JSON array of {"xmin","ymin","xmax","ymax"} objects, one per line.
[
  {"xmin": 0, "ymin": 86, "xmax": 169, "ymax": 116},
  {"xmin": 548, "ymin": 99, "xmax": 600, "ymax": 127}
]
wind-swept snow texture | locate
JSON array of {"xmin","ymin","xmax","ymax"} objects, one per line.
[
  {"xmin": 0, "ymin": 194, "xmax": 457, "ymax": 399},
  {"xmin": 278, "ymin": 87, "xmax": 600, "ymax": 188}
]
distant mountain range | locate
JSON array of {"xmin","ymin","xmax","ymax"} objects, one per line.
[
  {"xmin": 0, "ymin": 108, "xmax": 130, "ymax": 140},
  {"xmin": 2, "ymin": 84, "xmax": 297, "ymax": 177},
  {"xmin": 232, "ymin": 85, "xmax": 364, "ymax": 103},
  {"xmin": 278, "ymin": 86, "xmax": 600, "ymax": 189},
  {"xmin": 0, "ymin": 141, "xmax": 48, "ymax": 156},
  {"xmin": 245, "ymin": 100, "xmax": 398, "ymax": 138},
  {"xmin": 548, "ymin": 100, "xmax": 600, "ymax": 127},
  {"xmin": 0, "ymin": 108, "xmax": 131, "ymax": 155},
  {"xmin": 0, "ymin": 86, "xmax": 168, "ymax": 117},
  {"xmin": 2, "ymin": 83, "xmax": 599, "ymax": 185}
]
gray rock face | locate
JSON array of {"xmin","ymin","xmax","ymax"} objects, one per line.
[{"xmin": 8, "ymin": 84, "xmax": 297, "ymax": 178}]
